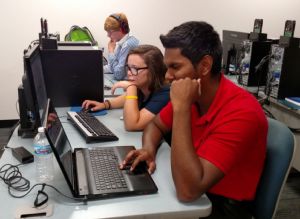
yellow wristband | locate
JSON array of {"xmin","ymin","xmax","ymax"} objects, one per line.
[{"xmin": 125, "ymin": 95, "xmax": 138, "ymax": 100}]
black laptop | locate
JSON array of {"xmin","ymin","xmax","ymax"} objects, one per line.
[{"xmin": 44, "ymin": 99, "xmax": 158, "ymax": 199}]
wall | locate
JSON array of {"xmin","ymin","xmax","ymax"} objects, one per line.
[{"xmin": 1, "ymin": 0, "xmax": 300, "ymax": 119}]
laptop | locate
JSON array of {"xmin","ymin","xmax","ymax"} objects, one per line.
[{"xmin": 44, "ymin": 99, "xmax": 158, "ymax": 199}]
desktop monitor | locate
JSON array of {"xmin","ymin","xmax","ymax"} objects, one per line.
[
  {"xmin": 29, "ymin": 45, "xmax": 49, "ymax": 125},
  {"xmin": 19, "ymin": 74, "xmax": 36, "ymax": 136},
  {"xmin": 41, "ymin": 45, "xmax": 103, "ymax": 107},
  {"xmin": 222, "ymin": 30, "xmax": 249, "ymax": 74},
  {"xmin": 18, "ymin": 44, "xmax": 49, "ymax": 137}
]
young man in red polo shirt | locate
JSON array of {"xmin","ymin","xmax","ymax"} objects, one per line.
[{"xmin": 120, "ymin": 21, "xmax": 268, "ymax": 218}]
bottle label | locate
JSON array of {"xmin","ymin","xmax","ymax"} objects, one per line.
[{"xmin": 34, "ymin": 144, "xmax": 52, "ymax": 155}]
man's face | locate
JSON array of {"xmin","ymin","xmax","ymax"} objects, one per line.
[
  {"xmin": 107, "ymin": 29, "xmax": 123, "ymax": 42},
  {"xmin": 164, "ymin": 48, "xmax": 198, "ymax": 83}
]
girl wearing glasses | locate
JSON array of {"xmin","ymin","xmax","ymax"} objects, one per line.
[{"xmin": 82, "ymin": 45, "xmax": 170, "ymax": 131}]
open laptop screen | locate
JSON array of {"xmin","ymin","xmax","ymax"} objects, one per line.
[{"xmin": 45, "ymin": 99, "xmax": 75, "ymax": 191}]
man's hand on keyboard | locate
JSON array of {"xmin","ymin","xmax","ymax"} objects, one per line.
[{"xmin": 119, "ymin": 148, "xmax": 156, "ymax": 174}]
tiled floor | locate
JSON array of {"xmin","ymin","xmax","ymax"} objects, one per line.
[{"xmin": 275, "ymin": 169, "xmax": 300, "ymax": 219}]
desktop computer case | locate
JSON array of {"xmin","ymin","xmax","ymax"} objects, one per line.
[
  {"xmin": 268, "ymin": 37, "xmax": 300, "ymax": 99},
  {"xmin": 41, "ymin": 46, "xmax": 104, "ymax": 107},
  {"xmin": 274, "ymin": 46, "xmax": 300, "ymax": 99},
  {"xmin": 242, "ymin": 40, "xmax": 274, "ymax": 87}
]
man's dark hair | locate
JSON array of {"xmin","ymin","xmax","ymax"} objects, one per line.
[{"xmin": 160, "ymin": 21, "xmax": 223, "ymax": 76}]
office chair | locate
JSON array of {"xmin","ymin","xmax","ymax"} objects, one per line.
[{"xmin": 250, "ymin": 118, "xmax": 295, "ymax": 219}]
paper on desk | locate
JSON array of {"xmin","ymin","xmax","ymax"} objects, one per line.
[
  {"xmin": 70, "ymin": 106, "xmax": 107, "ymax": 116},
  {"xmin": 278, "ymin": 99, "xmax": 300, "ymax": 110},
  {"xmin": 285, "ymin": 97, "xmax": 300, "ymax": 107}
]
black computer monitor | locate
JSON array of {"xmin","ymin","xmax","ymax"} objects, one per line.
[
  {"xmin": 25, "ymin": 44, "xmax": 49, "ymax": 124},
  {"xmin": 19, "ymin": 73, "xmax": 37, "ymax": 133},
  {"xmin": 19, "ymin": 44, "xmax": 48, "ymax": 137},
  {"xmin": 41, "ymin": 45, "xmax": 103, "ymax": 107},
  {"xmin": 222, "ymin": 30, "xmax": 249, "ymax": 74}
]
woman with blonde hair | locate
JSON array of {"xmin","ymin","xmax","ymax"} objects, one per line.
[{"xmin": 103, "ymin": 13, "xmax": 139, "ymax": 80}]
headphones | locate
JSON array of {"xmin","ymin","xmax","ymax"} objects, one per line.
[{"xmin": 109, "ymin": 14, "xmax": 129, "ymax": 34}]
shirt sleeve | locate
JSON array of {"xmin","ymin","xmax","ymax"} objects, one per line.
[
  {"xmin": 103, "ymin": 64, "xmax": 111, "ymax": 74},
  {"xmin": 144, "ymin": 87, "xmax": 170, "ymax": 114},
  {"xmin": 107, "ymin": 37, "xmax": 139, "ymax": 80},
  {"xmin": 159, "ymin": 101, "xmax": 173, "ymax": 129}
]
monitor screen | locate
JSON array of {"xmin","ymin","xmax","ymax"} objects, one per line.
[
  {"xmin": 45, "ymin": 99, "xmax": 75, "ymax": 191},
  {"xmin": 41, "ymin": 45, "xmax": 104, "ymax": 107},
  {"xmin": 222, "ymin": 30, "xmax": 249, "ymax": 74},
  {"xmin": 23, "ymin": 44, "xmax": 48, "ymax": 128}
]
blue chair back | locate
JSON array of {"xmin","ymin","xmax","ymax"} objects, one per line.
[{"xmin": 250, "ymin": 118, "xmax": 295, "ymax": 219}]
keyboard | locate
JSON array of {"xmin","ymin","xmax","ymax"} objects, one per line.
[
  {"xmin": 67, "ymin": 111, "xmax": 119, "ymax": 143},
  {"xmin": 89, "ymin": 148, "xmax": 128, "ymax": 191}
]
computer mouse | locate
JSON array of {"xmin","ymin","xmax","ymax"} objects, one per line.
[
  {"xmin": 81, "ymin": 107, "xmax": 92, "ymax": 113},
  {"xmin": 123, "ymin": 162, "xmax": 147, "ymax": 175},
  {"xmin": 104, "ymin": 85, "xmax": 111, "ymax": 90}
]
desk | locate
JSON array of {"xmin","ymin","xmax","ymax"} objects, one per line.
[
  {"xmin": 0, "ymin": 109, "xmax": 211, "ymax": 219},
  {"xmin": 104, "ymin": 73, "xmax": 123, "ymax": 97}
]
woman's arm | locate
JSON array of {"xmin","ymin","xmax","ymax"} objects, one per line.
[
  {"xmin": 82, "ymin": 94, "xmax": 125, "ymax": 111},
  {"xmin": 123, "ymin": 85, "xmax": 155, "ymax": 131}
]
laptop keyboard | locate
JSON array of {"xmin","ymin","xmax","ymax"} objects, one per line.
[
  {"xmin": 89, "ymin": 148, "xmax": 128, "ymax": 191},
  {"xmin": 67, "ymin": 111, "xmax": 119, "ymax": 143}
]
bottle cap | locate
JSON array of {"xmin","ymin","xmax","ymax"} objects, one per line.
[{"xmin": 38, "ymin": 127, "xmax": 45, "ymax": 133}]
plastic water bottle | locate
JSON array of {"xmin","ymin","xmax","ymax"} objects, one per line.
[{"xmin": 33, "ymin": 127, "xmax": 54, "ymax": 182}]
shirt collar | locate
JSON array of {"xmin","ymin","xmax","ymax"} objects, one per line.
[
  {"xmin": 116, "ymin": 34, "xmax": 129, "ymax": 47},
  {"xmin": 195, "ymin": 74, "xmax": 226, "ymax": 125}
]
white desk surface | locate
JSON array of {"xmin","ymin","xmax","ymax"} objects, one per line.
[
  {"xmin": 104, "ymin": 73, "xmax": 123, "ymax": 97},
  {"xmin": 0, "ymin": 109, "xmax": 211, "ymax": 219}
]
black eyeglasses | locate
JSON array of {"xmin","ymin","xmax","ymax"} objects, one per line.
[{"xmin": 125, "ymin": 65, "xmax": 148, "ymax": 75}]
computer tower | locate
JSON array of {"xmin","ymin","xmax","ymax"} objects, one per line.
[
  {"xmin": 41, "ymin": 45, "xmax": 104, "ymax": 107},
  {"xmin": 17, "ymin": 84, "xmax": 36, "ymax": 138},
  {"xmin": 238, "ymin": 38, "xmax": 275, "ymax": 87},
  {"xmin": 266, "ymin": 36, "xmax": 300, "ymax": 99}
]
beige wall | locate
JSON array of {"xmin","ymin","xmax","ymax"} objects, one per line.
[{"xmin": 1, "ymin": 0, "xmax": 300, "ymax": 119}]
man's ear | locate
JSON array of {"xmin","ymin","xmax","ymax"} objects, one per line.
[{"xmin": 197, "ymin": 55, "xmax": 213, "ymax": 77}]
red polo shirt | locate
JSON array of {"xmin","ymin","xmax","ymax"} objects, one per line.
[{"xmin": 159, "ymin": 74, "xmax": 267, "ymax": 201}]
